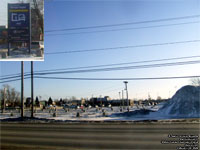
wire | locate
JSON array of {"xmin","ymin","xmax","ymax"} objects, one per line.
[
  {"xmin": 45, "ymin": 21, "xmax": 200, "ymax": 36},
  {"xmin": 0, "ymin": 77, "xmax": 30, "ymax": 84},
  {"xmin": 1, "ymin": 59, "xmax": 200, "ymax": 82},
  {"xmin": 32, "ymin": 60, "xmax": 200, "ymax": 75},
  {"xmin": 1, "ymin": 55, "xmax": 200, "ymax": 80},
  {"xmin": 34, "ymin": 75, "xmax": 200, "ymax": 81},
  {"xmin": 45, "ymin": 40, "xmax": 200, "ymax": 55},
  {"xmin": 44, "ymin": 15, "xmax": 200, "ymax": 32},
  {"xmin": 1, "ymin": 74, "xmax": 200, "ymax": 83},
  {"xmin": 33, "ymin": 55, "xmax": 200, "ymax": 73}
]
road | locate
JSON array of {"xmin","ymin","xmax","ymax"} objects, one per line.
[{"xmin": 0, "ymin": 122, "xmax": 199, "ymax": 150}]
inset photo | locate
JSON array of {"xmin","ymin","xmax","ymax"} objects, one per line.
[{"xmin": 0, "ymin": 0, "xmax": 44, "ymax": 61}]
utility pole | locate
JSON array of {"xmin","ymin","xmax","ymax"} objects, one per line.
[
  {"xmin": 119, "ymin": 92, "xmax": 121, "ymax": 107},
  {"xmin": 29, "ymin": 2, "xmax": 31, "ymax": 54},
  {"xmin": 122, "ymin": 90, "xmax": 124, "ymax": 110},
  {"xmin": 2, "ymin": 87, "xmax": 6, "ymax": 113},
  {"xmin": 124, "ymin": 81, "xmax": 129, "ymax": 111},
  {"xmin": 21, "ymin": 61, "xmax": 24, "ymax": 118},
  {"xmin": 31, "ymin": 61, "xmax": 34, "ymax": 118}
]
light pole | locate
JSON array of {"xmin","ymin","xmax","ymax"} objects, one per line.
[
  {"xmin": 124, "ymin": 81, "xmax": 129, "ymax": 111},
  {"xmin": 2, "ymin": 87, "xmax": 6, "ymax": 113},
  {"xmin": 122, "ymin": 90, "xmax": 124, "ymax": 110},
  {"xmin": 119, "ymin": 92, "xmax": 121, "ymax": 107}
]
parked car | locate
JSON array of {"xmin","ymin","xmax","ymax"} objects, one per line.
[
  {"xmin": 69, "ymin": 105, "xmax": 77, "ymax": 109},
  {"xmin": 31, "ymin": 41, "xmax": 44, "ymax": 49},
  {"xmin": 63, "ymin": 104, "xmax": 70, "ymax": 109}
]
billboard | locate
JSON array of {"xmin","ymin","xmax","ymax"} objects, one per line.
[{"xmin": 8, "ymin": 3, "xmax": 30, "ymax": 42}]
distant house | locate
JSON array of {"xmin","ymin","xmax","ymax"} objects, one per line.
[
  {"xmin": 109, "ymin": 99, "xmax": 121, "ymax": 106},
  {"xmin": 81, "ymin": 99, "xmax": 86, "ymax": 105},
  {"xmin": 90, "ymin": 96, "xmax": 109, "ymax": 107},
  {"xmin": 69, "ymin": 100, "xmax": 81, "ymax": 106},
  {"xmin": 109, "ymin": 99, "xmax": 132, "ymax": 106},
  {"xmin": 25, "ymin": 97, "xmax": 31, "ymax": 108}
]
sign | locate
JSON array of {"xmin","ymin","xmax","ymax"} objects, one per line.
[{"xmin": 8, "ymin": 3, "xmax": 30, "ymax": 42}]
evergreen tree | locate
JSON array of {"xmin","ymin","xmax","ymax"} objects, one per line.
[
  {"xmin": 48, "ymin": 97, "xmax": 53, "ymax": 105},
  {"xmin": 35, "ymin": 96, "xmax": 40, "ymax": 106},
  {"xmin": 59, "ymin": 98, "xmax": 63, "ymax": 106}
]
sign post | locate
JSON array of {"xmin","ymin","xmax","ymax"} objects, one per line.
[{"xmin": 8, "ymin": 3, "xmax": 31, "ymax": 56}]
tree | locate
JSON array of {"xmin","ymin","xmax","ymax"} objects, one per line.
[
  {"xmin": 0, "ymin": 85, "xmax": 20, "ymax": 107},
  {"xmin": 190, "ymin": 78, "xmax": 200, "ymax": 86},
  {"xmin": 35, "ymin": 96, "xmax": 40, "ymax": 106},
  {"xmin": 157, "ymin": 96, "xmax": 162, "ymax": 100},
  {"xmin": 59, "ymin": 98, "xmax": 63, "ymax": 106},
  {"xmin": 148, "ymin": 93, "xmax": 152, "ymax": 101},
  {"xmin": 48, "ymin": 97, "xmax": 53, "ymax": 105}
]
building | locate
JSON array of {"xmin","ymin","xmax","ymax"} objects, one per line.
[{"xmin": 89, "ymin": 96, "xmax": 110, "ymax": 107}]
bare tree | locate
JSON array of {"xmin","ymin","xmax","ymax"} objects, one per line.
[
  {"xmin": 0, "ymin": 84, "xmax": 20, "ymax": 107},
  {"xmin": 157, "ymin": 96, "xmax": 162, "ymax": 100},
  {"xmin": 190, "ymin": 78, "xmax": 200, "ymax": 86}
]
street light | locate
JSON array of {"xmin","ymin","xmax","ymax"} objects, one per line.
[
  {"xmin": 123, "ymin": 81, "xmax": 129, "ymax": 112},
  {"xmin": 119, "ymin": 92, "xmax": 121, "ymax": 107}
]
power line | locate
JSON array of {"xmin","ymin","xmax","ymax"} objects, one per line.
[
  {"xmin": 1, "ymin": 59, "xmax": 200, "ymax": 82},
  {"xmin": 1, "ymin": 75, "xmax": 200, "ymax": 84},
  {"xmin": 34, "ymin": 75, "xmax": 200, "ymax": 81},
  {"xmin": 1, "ymin": 55, "xmax": 200, "ymax": 80},
  {"xmin": 0, "ymin": 77, "xmax": 30, "ymax": 84},
  {"xmin": 33, "ymin": 55, "xmax": 200, "ymax": 73},
  {"xmin": 45, "ymin": 15, "xmax": 200, "ymax": 32},
  {"xmin": 32, "ymin": 60, "xmax": 200, "ymax": 75},
  {"xmin": 45, "ymin": 21, "xmax": 200, "ymax": 36},
  {"xmin": 45, "ymin": 40, "xmax": 200, "ymax": 55}
]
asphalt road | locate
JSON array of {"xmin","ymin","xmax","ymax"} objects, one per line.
[{"xmin": 0, "ymin": 122, "xmax": 199, "ymax": 150}]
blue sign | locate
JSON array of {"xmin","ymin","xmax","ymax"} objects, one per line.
[{"xmin": 8, "ymin": 3, "xmax": 30, "ymax": 42}]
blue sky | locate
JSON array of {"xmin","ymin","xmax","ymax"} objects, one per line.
[{"xmin": 0, "ymin": 0, "xmax": 200, "ymax": 100}]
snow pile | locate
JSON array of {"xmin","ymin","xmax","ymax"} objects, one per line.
[
  {"xmin": 159, "ymin": 85, "xmax": 200, "ymax": 118},
  {"xmin": 112, "ymin": 109, "xmax": 155, "ymax": 118}
]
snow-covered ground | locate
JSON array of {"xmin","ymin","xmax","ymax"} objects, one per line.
[
  {"xmin": 1, "ymin": 85, "xmax": 199, "ymax": 121},
  {"xmin": 0, "ymin": 104, "xmax": 172, "ymax": 121}
]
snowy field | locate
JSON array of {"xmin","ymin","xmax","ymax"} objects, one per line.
[
  {"xmin": 0, "ymin": 103, "xmax": 193, "ymax": 121},
  {"xmin": 1, "ymin": 85, "xmax": 199, "ymax": 121},
  {"xmin": 0, "ymin": 105, "xmax": 163, "ymax": 121}
]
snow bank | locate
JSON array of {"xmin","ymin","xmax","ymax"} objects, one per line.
[{"xmin": 158, "ymin": 85, "xmax": 200, "ymax": 118}]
